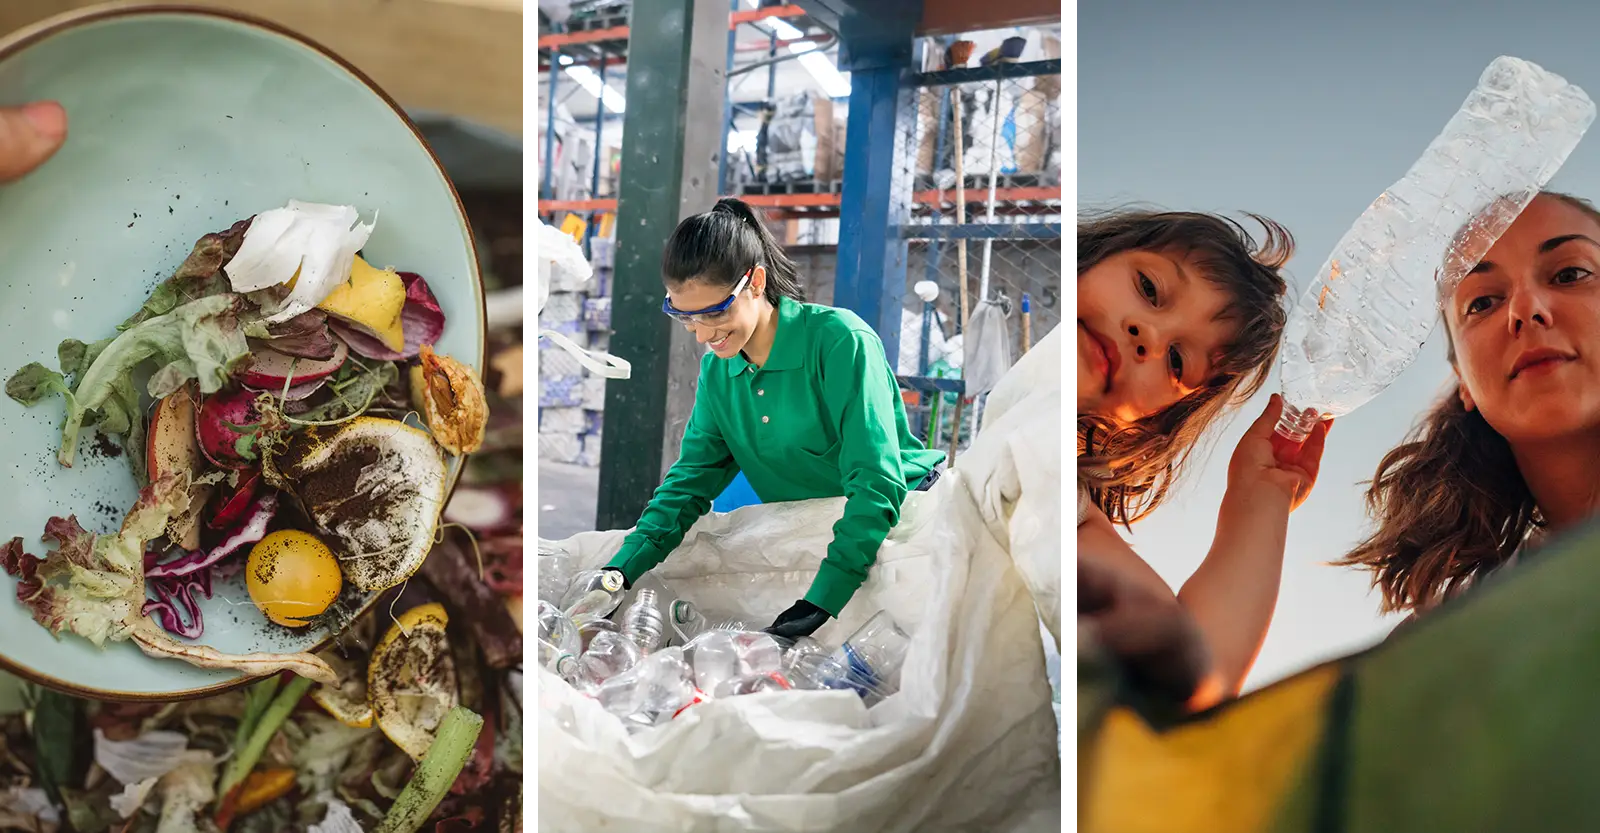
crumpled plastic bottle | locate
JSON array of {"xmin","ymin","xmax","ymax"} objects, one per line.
[
  {"xmin": 596, "ymin": 647, "xmax": 696, "ymax": 725},
  {"xmin": 580, "ymin": 629, "xmax": 644, "ymax": 687},
  {"xmin": 687, "ymin": 630, "xmax": 740, "ymax": 696},
  {"xmin": 1275, "ymin": 55, "xmax": 1597, "ymax": 442}
]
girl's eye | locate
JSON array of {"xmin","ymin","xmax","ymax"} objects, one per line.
[
  {"xmin": 1464, "ymin": 295, "xmax": 1495, "ymax": 316},
  {"xmin": 1167, "ymin": 345, "xmax": 1185, "ymax": 381},
  {"xmin": 1554, "ymin": 266, "xmax": 1593, "ymax": 285},
  {"xmin": 1137, "ymin": 272, "xmax": 1158, "ymax": 303}
]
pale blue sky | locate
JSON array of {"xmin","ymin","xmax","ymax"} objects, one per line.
[{"xmin": 1080, "ymin": 0, "xmax": 1600, "ymax": 688}]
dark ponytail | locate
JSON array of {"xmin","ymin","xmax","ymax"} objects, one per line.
[{"xmin": 662, "ymin": 197, "xmax": 806, "ymax": 304}]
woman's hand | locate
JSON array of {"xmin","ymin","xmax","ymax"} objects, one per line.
[
  {"xmin": 1228, "ymin": 393, "xmax": 1332, "ymax": 513},
  {"xmin": 765, "ymin": 600, "xmax": 830, "ymax": 641},
  {"xmin": 0, "ymin": 102, "xmax": 66, "ymax": 182}
]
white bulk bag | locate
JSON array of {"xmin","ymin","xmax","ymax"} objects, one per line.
[
  {"xmin": 536, "ymin": 321, "xmax": 1064, "ymax": 833},
  {"xmin": 966, "ymin": 324, "xmax": 1064, "ymax": 642},
  {"xmin": 535, "ymin": 219, "xmax": 630, "ymax": 378},
  {"xmin": 538, "ymin": 477, "xmax": 1059, "ymax": 832}
]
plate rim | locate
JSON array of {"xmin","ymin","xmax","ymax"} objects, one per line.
[{"xmin": 0, "ymin": 2, "xmax": 489, "ymax": 702}]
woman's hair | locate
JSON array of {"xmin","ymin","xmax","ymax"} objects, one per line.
[
  {"xmin": 661, "ymin": 197, "xmax": 806, "ymax": 305},
  {"xmin": 1338, "ymin": 191, "xmax": 1600, "ymax": 614},
  {"xmin": 1077, "ymin": 208, "xmax": 1293, "ymax": 524}
]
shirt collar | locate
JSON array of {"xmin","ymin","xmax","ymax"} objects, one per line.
[{"xmin": 725, "ymin": 296, "xmax": 806, "ymax": 376}]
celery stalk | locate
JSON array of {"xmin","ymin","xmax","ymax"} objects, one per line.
[{"xmin": 374, "ymin": 706, "xmax": 485, "ymax": 833}]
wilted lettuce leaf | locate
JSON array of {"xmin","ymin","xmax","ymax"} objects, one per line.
[
  {"xmin": 0, "ymin": 474, "xmax": 190, "ymax": 648},
  {"xmin": 120, "ymin": 218, "xmax": 251, "ymax": 331},
  {"xmin": 9, "ymin": 294, "xmax": 251, "ymax": 468},
  {"xmin": 5, "ymin": 363, "xmax": 75, "ymax": 408}
]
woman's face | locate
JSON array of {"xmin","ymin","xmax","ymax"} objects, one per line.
[
  {"xmin": 666, "ymin": 266, "xmax": 768, "ymax": 359},
  {"xmin": 1077, "ymin": 248, "xmax": 1235, "ymax": 423},
  {"xmin": 1448, "ymin": 195, "xmax": 1600, "ymax": 443}
]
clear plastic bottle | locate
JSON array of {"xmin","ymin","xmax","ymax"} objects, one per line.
[
  {"xmin": 595, "ymin": 647, "xmax": 696, "ymax": 722},
  {"xmin": 1276, "ymin": 56, "xmax": 1596, "ymax": 442},
  {"xmin": 536, "ymin": 600, "xmax": 581, "ymax": 658},
  {"xmin": 668, "ymin": 599, "xmax": 749, "ymax": 643},
  {"xmin": 577, "ymin": 617, "xmax": 620, "ymax": 654},
  {"xmin": 536, "ymin": 544, "xmax": 577, "ymax": 606},
  {"xmin": 731, "ymin": 631, "xmax": 785, "ymax": 678},
  {"xmin": 561, "ymin": 569, "xmax": 627, "ymax": 622},
  {"xmin": 714, "ymin": 672, "xmax": 792, "ymax": 698},
  {"xmin": 785, "ymin": 653, "xmax": 855, "ymax": 693},
  {"xmin": 580, "ymin": 629, "xmax": 643, "ymax": 686},
  {"xmin": 782, "ymin": 636, "xmax": 828, "ymax": 671},
  {"xmin": 537, "ymin": 637, "xmax": 581, "ymax": 681},
  {"xmin": 621, "ymin": 589, "xmax": 665, "ymax": 654},
  {"xmin": 687, "ymin": 630, "xmax": 740, "ymax": 695},
  {"xmin": 669, "ymin": 600, "xmax": 706, "ymax": 643},
  {"xmin": 833, "ymin": 611, "xmax": 911, "ymax": 706}
]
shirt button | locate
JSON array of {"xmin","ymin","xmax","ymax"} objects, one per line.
[
  {"xmin": 762, "ymin": 416, "xmax": 770, "ymax": 424},
  {"xmin": 757, "ymin": 389, "xmax": 765, "ymax": 396}
]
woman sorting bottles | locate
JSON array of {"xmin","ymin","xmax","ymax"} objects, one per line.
[{"xmin": 592, "ymin": 197, "xmax": 945, "ymax": 641}]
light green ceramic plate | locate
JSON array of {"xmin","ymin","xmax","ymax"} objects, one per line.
[{"xmin": 0, "ymin": 5, "xmax": 484, "ymax": 700}]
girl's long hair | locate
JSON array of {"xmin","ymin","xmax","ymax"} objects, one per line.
[{"xmin": 1078, "ymin": 208, "xmax": 1293, "ymax": 524}]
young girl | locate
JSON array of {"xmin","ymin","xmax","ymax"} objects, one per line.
[
  {"xmin": 596, "ymin": 198, "xmax": 945, "ymax": 640},
  {"xmin": 1077, "ymin": 208, "xmax": 1330, "ymax": 708}
]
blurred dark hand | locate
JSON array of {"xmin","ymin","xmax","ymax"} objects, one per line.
[{"xmin": 1079, "ymin": 556, "xmax": 1220, "ymax": 710}]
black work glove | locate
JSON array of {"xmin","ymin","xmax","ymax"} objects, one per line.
[{"xmin": 764, "ymin": 600, "xmax": 831, "ymax": 641}]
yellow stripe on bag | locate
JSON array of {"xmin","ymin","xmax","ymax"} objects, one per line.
[{"xmin": 1082, "ymin": 664, "xmax": 1341, "ymax": 833}]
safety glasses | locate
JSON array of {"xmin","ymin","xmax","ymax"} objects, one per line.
[{"xmin": 662, "ymin": 272, "xmax": 750, "ymax": 324}]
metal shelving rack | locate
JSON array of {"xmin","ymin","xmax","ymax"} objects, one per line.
[{"xmin": 536, "ymin": 1, "xmax": 1062, "ymax": 472}]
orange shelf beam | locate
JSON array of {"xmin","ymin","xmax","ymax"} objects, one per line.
[
  {"xmin": 538, "ymin": 186, "xmax": 1062, "ymax": 215},
  {"xmin": 539, "ymin": 5, "xmax": 807, "ymax": 49}
]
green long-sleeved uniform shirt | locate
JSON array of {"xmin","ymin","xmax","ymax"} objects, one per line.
[{"xmin": 608, "ymin": 296, "xmax": 945, "ymax": 616}]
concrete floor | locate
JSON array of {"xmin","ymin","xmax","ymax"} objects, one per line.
[{"xmin": 536, "ymin": 460, "xmax": 601, "ymax": 540}]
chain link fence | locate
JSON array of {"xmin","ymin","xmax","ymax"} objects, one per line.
[
  {"xmin": 537, "ymin": 21, "xmax": 1062, "ymax": 466},
  {"xmin": 894, "ymin": 31, "xmax": 1063, "ymax": 453}
]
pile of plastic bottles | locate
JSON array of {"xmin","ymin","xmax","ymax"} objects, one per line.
[{"xmin": 537, "ymin": 560, "xmax": 912, "ymax": 732}]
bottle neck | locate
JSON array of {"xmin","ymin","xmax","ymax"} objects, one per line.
[{"xmin": 1275, "ymin": 401, "xmax": 1321, "ymax": 443}]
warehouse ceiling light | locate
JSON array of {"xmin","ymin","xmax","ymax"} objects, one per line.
[
  {"xmin": 564, "ymin": 64, "xmax": 626, "ymax": 114},
  {"xmin": 744, "ymin": 0, "xmax": 852, "ymax": 98}
]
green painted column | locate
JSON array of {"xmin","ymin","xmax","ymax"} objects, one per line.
[{"xmin": 596, "ymin": 0, "xmax": 729, "ymax": 531}]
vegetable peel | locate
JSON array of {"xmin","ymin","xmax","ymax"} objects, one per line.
[
  {"xmin": 224, "ymin": 201, "xmax": 375, "ymax": 324},
  {"xmin": 0, "ymin": 473, "xmax": 333, "ymax": 683}
]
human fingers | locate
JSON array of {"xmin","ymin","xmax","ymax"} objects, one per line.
[{"xmin": 0, "ymin": 102, "xmax": 66, "ymax": 183}]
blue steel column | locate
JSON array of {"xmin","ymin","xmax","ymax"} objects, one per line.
[
  {"xmin": 585, "ymin": 56, "xmax": 608, "ymax": 257},
  {"xmin": 543, "ymin": 51, "xmax": 560, "ymax": 200},
  {"xmin": 717, "ymin": 0, "xmax": 738, "ymax": 195},
  {"xmin": 834, "ymin": 52, "xmax": 914, "ymax": 364}
]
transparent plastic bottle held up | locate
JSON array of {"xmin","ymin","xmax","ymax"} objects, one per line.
[{"xmin": 1275, "ymin": 56, "xmax": 1596, "ymax": 444}]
